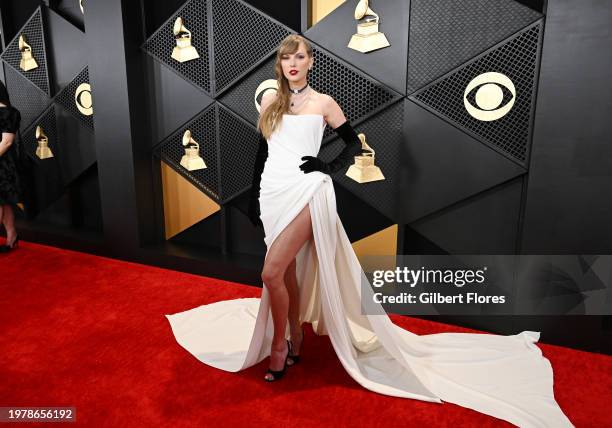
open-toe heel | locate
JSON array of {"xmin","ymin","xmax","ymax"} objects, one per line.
[
  {"xmin": 0, "ymin": 235, "xmax": 19, "ymax": 253},
  {"xmin": 288, "ymin": 326, "xmax": 304, "ymax": 366},
  {"xmin": 264, "ymin": 339, "xmax": 290, "ymax": 382}
]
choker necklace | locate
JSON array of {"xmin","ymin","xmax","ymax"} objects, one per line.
[
  {"xmin": 290, "ymin": 84, "xmax": 310, "ymax": 108},
  {"xmin": 289, "ymin": 83, "xmax": 309, "ymax": 95}
]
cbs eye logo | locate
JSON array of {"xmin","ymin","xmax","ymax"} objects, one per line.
[
  {"xmin": 75, "ymin": 83, "xmax": 93, "ymax": 116},
  {"xmin": 463, "ymin": 72, "xmax": 515, "ymax": 121},
  {"xmin": 254, "ymin": 79, "xmax": 278, "ymax": 113}
]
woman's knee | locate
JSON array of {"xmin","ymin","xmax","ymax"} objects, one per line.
[{"xmin": 261, "ymin": 261, "xmax": 284, "ymax": 289}]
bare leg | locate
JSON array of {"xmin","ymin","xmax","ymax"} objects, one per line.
[
  {"xmin": 284, "ymin": 257, "xmax": 304, "ymax": 364},
  {"xmin": 2, "ymin": 205, "xmax": 17, "ymax": 245},
  {"xmin": 261, "ymin": 204, "xmax": 313, "ymax": 379}
]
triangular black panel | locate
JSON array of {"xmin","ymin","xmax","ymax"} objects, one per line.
[
  {"xmin": 142, "ymin": 0, "xmax": 212, "ymax": 94},
  {"xmin": 45, "ymin": 7, "xmax": 88, "ymax": 94},
  {"xmin": 411, "ymin": 178, "xmax": 523, "ymax": 253},
  {"xmin": 305, "ymin": 0, "xmax": 409, "ymax": 94},
  {"xmin": 407, "ymin": 0, "xmax": 542, "ymax": 94},
  {"xmin": 54, "ymin": 66, "xmax": 94, "ymax": 131},
  {"xmin": 0, "ymin": 7, "xmax": 51, "ymax": 96},
  {"xmin": 211, "ymin": 0, "xmax": 292, "ymax": 94},
  {"xmin": 334, "ymin": 185, "xmax": 395, "ymax": 243},
  {"xmin": 55, "ymin": 105, "xmax": 97, "ymax": 184},
  {"xmin": 219, "ymin": 54, "xmax": 275, "ymax": 126},
  {"xmin": 411, "ymin": 21, "xmax": 543, "ymax": 165},
  {"xmin": 3, "ymin": 65, "xmax": 50, "ymax": 132},
  {"xmin": 144, "ymin": 56, "xmax": 215, "ymax": 145},
  {"xmin": 400, "ymin": 99, "xmax": 526, "ymax": 223}
]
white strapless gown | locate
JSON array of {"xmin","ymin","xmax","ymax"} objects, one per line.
[{"xmin": 166, "ymin": 114, "xmax": 573, "ymax": 427}]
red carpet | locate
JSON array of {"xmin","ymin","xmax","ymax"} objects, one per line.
[{"xmin": 0, "ymin": 240, "xmax": 610, "ymax": 427}]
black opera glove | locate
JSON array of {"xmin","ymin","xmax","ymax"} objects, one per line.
[
  {"xmin": 248, "ymin": 132, "xmax": 268, "ymax": 228},
  {"xmin": 299, "ymin": 120, "xmax": 371, "ymax": 175}
]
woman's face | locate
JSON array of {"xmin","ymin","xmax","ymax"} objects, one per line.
[{"xmin": 280, "ymin": 42, "xmax": 313, "ymax": 83}]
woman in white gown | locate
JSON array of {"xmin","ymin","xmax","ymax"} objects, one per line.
[{"xmin": 165, "ymin": 35, "xmax": 573, "ymax": 427}]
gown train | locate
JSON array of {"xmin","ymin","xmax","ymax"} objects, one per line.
[{"xmin": 166, "ymin": 114, "xmax": 573, "ymax": 427}]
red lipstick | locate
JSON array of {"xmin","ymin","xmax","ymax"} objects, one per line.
[{"xmin": 289, "ymin": 70, "xmax": 298, "ymax": 75}]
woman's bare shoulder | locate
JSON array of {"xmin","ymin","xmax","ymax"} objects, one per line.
[
  {"xmin": 310, "ymin": 90, "xmax": 332, "ymax": 102},
  {"xmin": 311, "ymin": 91, "xmax": 346, "ymax": 127},
  {"xmin": 309, "ymin": 91, "xmax": 336, "ymax": 112}
]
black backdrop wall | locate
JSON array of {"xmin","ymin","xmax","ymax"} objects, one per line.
[{"xmin": 0, "ymin": 0, "xmax": 609, "ymax": 354}]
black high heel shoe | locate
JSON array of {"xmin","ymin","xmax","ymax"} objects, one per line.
[
  {"xmin": 288, "ymin": 326, "xmax": 304, "ymax": 366},
  {"xmin": 0, "ymin": 235, "xmax": 19, "ymax": 253},
  {"xmin": 264, "ymin": 339, "xmax": 290, "ymax": 382}
]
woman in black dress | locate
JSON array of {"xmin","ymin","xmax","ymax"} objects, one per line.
[{"xmin": 0, "ymin": 81, "xmax": 22, "ymax": 252}]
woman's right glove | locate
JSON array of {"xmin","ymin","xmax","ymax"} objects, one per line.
[
  {"xmin": 248, "ymin": 193, "xmax": 262, "ymax": 228},
  {"xmin": 248, "ymin": 132, "xmax": 268, "ymax": 228}
]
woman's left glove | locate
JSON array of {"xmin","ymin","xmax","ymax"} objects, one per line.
[
  {"xmin": 299, "ymin": 120, "xmax": 370, "ymax": 175},
  {"xmin": 299, "ymin": 155, "xmax": 333, "ymax": 174}
]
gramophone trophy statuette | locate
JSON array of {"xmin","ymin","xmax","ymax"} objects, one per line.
[
  {"xmin": 180, "ymin": 130, "xmax": 207, "ymax": 171},
  {"xmin": 171, "ymin": 17, "xmax": 200, "ymax": 63},
  {"xmin": 347, "ymin": 0, "xmax": 390, "ymax": 53},
  {"xmin": 19, "ymin": 34, "xmax": 39, "ymax": 71},
  {"xmin": 345, "ymin": 133, "xmax": 385, "ymax": 183},
  {"xmin": 35, "ymin": 125, "xmax": 54, "ymax": 160}
]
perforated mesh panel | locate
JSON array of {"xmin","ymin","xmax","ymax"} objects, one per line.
[
  {"xmin": 407, "ymin": 0, "xmax": 541, "ymax": 94},
  {"xmin": 211, "ymin": 0, "xmax": 291, "ymax": 94},
  {"xmin": 143, "ymin": 0, "xmax": 211, "ymax": 94},
  {"xmin": 155, "ymin": 104, "xmax": 220, "ymax": 200},
  {"xmin": 219, "ymin": 55, "xmax": 275, "ymax": 125},
  {"xmin": 310, "ymin": 46, "xmax": 399, "ymax": 140},
  {"xmin": 319, "ymin": 100, "xmax": 404, "ymax": 221},
  {"xmin": 0, "ymin": 7, "xmax": 51, "ymax": 96},
  {"xmin": 54, "ymin": 67, "xmax": 94, "ymax": 131},
  {"xmin": 220, "ymin": 45, "xmax": 399, "ymax": 143},
  {"xmin": 217, "ymin": 105, "xmax": 259, "ymax": 202},
  {"xmin": 22, "ymin": 105, "xmax": 59, "ymax": 166},
  {"xmin": 411, "ymin": 21, "xmax": 542, "ymax": 165},
  {"xmin": 4, "ymin": 64, "xmax": 50, "ymax": 132}
]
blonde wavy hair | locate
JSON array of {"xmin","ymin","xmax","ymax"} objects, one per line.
[{"xmin": 257, "ymin": 34, "xmax": 313, "ymax": 139}]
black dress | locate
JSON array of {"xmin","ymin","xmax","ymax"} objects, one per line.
[{"xmin": 0, "ymin": 106, "xmax": 22, "ymax": 205}]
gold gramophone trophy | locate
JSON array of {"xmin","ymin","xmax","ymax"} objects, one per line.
[
  {"xmin": 19, "ymin": 34, "xmax": 39, "ymax": 71},
  {"xmin": 345, "ymin": 133, "xmax": 384, "ymax": 183},
  {"xmin": 171, "ymin": 17, "xmax": 200, "ymax": 63},
  {"xmin": 180, "ymin": 130, "xmax": 206, "ymax": 171},
  {"xmin": 347, "ymin": 0, "xmax": 390, "ymax": 53},
  {"xmin": 35, "ymin": 125, "xmax": 54, "ymax": 160}
]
